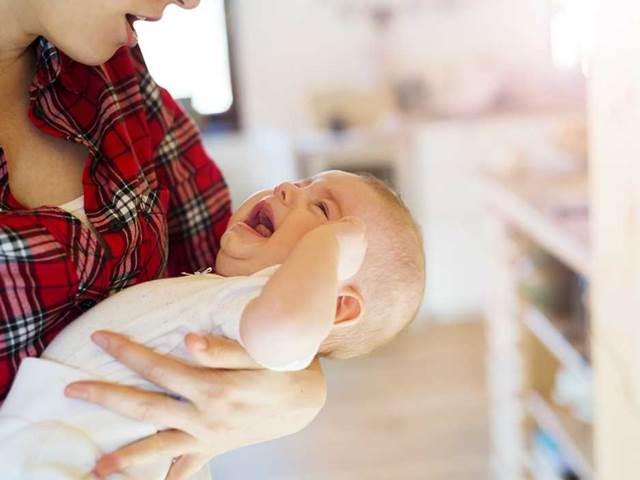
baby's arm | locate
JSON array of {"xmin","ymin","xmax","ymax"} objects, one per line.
[{"xmin": 240, "ymin": 217, "xmax": 367, "ymax": 370}]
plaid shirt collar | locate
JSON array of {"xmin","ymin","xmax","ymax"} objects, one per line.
[
  {"xmin": 0, "ymin": 39, "xmax": 231, "ymax": 400},
  {"xmin": 30, "ymin": 38, "xmax": 61, "ymax": 93},
  {"xmin": 29, "ymin": 37, "xmax": 82, "ymax": 97}
]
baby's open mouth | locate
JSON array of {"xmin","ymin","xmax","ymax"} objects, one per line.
[{"xmin": 246, "ymin": 201, "xmax": 275, "ymax": 238}]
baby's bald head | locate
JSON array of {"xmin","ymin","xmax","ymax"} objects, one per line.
[{"xmin": 321, "ymin": 175, "xmax": 425, "ymax": 359}]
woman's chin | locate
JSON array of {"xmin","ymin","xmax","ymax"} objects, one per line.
[
  {"xmin": 57, "ymin": 41, "xmax": 122, "ymax": 66},
  {"xmin": 79, "ymin": 48, "xmax": 121, "ymax": 66}
]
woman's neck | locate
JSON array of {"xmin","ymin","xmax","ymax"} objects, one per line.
[
  {"xmin": 0, "ymin": 0, "xmax": 39, "ymax": 63},
  {"xmin": 0, "ymin": 0, "xmax": 39, "ymax": 138}
]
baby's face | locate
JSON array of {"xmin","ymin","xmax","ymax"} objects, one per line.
[{"xmin": 216, "ymin": 171, "xmax": 380, "ymax": 276}]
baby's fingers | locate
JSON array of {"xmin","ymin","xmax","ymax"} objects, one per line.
[
  {"xmin": 94, "ymin": 429, "xmax": 199, "ymax": 477},
  {"xmin": 329, "ymin": 216, "xmax": 367, "ymax": 282},
  {"xmin": 185, "ymin": 333, "xmax": 262, "ymax": 369}
]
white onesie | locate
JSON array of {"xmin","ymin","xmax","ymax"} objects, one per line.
[{"xmin": 0, "ymin": 265, "xmax": 305, "ymax": 480}]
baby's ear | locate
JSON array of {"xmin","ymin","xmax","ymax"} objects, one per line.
[{"xmin": 335, "ymin": 287, "xmax": 365, "ymax": 328}]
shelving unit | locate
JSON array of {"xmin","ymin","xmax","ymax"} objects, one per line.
[
  {"xmin": 480, "ymin": 170, "xmax": 593, "ymax": 480},
  {"xmin": 477, "ymin": 173, "xmax": 590, "ymax": 278},
  {"xmin": 522, "ymin": 307, "xmax": 589, "ymax": 371},
  {"xmin": 483, "ymin": 4, "xmax": 640, "ymax": 477},
  {"xmin": 525, "ymin": 392, "xmax": 593, "ymax": 479}
]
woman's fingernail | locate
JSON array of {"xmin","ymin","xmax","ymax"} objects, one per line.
[
  {"xmin": 91, "ymin": 331, "xmax": 110, "ymax": 349},
  {"xmin": 188, "ymin": 334, "xmax": 207, "ymax": 350},
  {"xmin": 65, "ymin": 384, "xmax": 88, "ymax": 399},
  {"xmin": 94, "ymin": 453, "xmax": 120, "ymax": 476}
]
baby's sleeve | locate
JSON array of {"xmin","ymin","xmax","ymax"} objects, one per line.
[
  {"xmin": 212, "ymin": 265, "xmax": 281, "ymax": 342},
  {"xmin": 0, "ymin": 357, "xmax": 172, "ymax": 479}
]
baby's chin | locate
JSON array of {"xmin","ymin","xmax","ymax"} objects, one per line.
[
  {"xmin": 214, "ymin": 252, "xmax": 239, "ymax": 277},
  {"xmin": 214, "ymin": 248, "xmax": 257, "ymax": 277},
  {"xmin": 216, "ymin": 248, "xmax": 284, "ymax": 278}
]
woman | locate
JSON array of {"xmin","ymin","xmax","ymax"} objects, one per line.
[{"xmin": 0, "ymin": 1, "xmax": 326, "ymax": 479}]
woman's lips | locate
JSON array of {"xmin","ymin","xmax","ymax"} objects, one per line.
[
  {"xmin": 125, "ymin": 15, "xmax": 138, "ymax": 47},
  {"xmin": 124, "ymin": 13, "xmax": 161, "ymax": 48}
]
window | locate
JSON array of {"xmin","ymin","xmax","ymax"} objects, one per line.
[
  {"xmin": 549, "ymin": 0, "xmax": 596, "ymax": 76},
  {"xmin": 136, "ymin": 0, "xmax": 239, "ymax": 129}
]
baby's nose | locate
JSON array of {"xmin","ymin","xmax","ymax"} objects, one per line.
[{"xmin": 275, "ymin": 182, "xmax": 298, "ymax": 206}]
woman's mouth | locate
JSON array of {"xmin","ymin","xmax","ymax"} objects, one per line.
[
  {"xmin": 127, "ymin": 12, "xmax": 161, "ymax": 24},
  {"xmin": 125, "ymin": 13, "xmax": 160, "ymax": 47},
  {"xmin": 244, "ymin": 201, "xmax": 275, "ymax": 238},
  {"xmin": 125, "ymin": 14, "xmax": 139, "ymax": 47}
]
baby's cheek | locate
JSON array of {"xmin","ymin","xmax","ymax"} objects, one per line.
[
  {"xmin": 220, "ymin": 229, "xmax": 232, "ymax": 250},
  {"xmin": 265, "ymin": 213, "xmax": 323, "ymax": 262},
  {"xmin": 278, "ymin": 221, "xmax": 314, "ymax": 246}
]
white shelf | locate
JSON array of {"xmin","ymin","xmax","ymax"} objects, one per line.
[
  {"xmin": 478, "ymin": 173, "xmax": 591, "ymax": 278},
  {"xmin": 525, "ymin": 391, "xmax": 594, "ymax": 480},
  {"xmin": 522, "ymin": 306, "xmax": 590, "ymax": 372}
]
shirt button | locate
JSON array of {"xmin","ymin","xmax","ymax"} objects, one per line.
[{"xmin": 78, "ymin": 299, "xmax": 97, "ymax": 311}]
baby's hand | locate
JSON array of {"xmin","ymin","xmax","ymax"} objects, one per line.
[{"xmin": 327, "ymin": 216, "xmax": 368, "ymax": 282}]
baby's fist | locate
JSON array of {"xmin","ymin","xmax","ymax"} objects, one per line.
[{"xmin": 329, "ymin": 216, "xmax": 367, "ymax": 282}]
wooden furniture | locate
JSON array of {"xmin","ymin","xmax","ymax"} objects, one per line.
[
  {"xmin": 588, "ymin": 0, "xmax": 640, "ymax": 477},
  {"xmin": 481, "ymin": 170, "xmax": 592, "ymax": 480},
  {"xmin": 484, "ymin": 2, "xmax": 640, "ymax": 478}
]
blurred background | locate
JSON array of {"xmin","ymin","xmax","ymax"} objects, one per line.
[{"xmin": 138, "ymin": 1, "xmax": 601, "ymax": 478}]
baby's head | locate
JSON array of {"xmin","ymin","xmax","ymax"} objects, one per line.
[{"xmin": 216, "ymin": 170, "xmax": 425, "ymax": 359}]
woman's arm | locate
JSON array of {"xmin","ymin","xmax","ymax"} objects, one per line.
[{"xmin": 66, "ymin": 333, "xmax": 326, "ymax": 480}]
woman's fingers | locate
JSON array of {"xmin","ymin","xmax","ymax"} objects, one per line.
[
  {"xmin": 185, "ymin": 333, "xmax": 262, "ymax": 369},
  {"xmin": 166, "ymin": 453, "xmax": 211, "ymax": 480},
  {"xmin": 65, "ymin": 381, "xmax": 197, "ymax": 431},
  {"xmin": 94, "ymin": 430, "xmax": 200, "ymax": 477},
  {"xmin": 90, "ymin": 330, "xmax": 206, "ymax": 399}
]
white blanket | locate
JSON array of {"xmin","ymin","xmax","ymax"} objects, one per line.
[{"xmin": 0, "ymin": 266, "xmax": 277, "ymax": 479}]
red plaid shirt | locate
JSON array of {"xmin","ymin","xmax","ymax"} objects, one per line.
[{"xmin": 0, "ymin": 38, "xmax": 231, "ymax": 399}]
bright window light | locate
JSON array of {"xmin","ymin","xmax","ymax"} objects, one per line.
[
  {"xmin": 550, "ymin": 0, "xmax": 597, "ymax": 76},
  {"xmin": 136, "ymin": 0, "xmax": 233, "ymax": 115}
]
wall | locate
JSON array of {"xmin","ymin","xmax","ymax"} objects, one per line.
[
  {"xmin": 231, "ymin": 0, "xmax": 374, "ymax": 131},
  {"xmin": 231, "ymin": 0, "xmax": 556, "ymax": 132},
  {"xmin": 589, "ymin": 0, "xmax": 640, "ymax": 476},
  {"xmin": 202, "ymin": 130, "xmax": 297, "ymax": 208},
  {"xmin": 411, "ymin": 113, "xmax": 579, "ymax": 319},
  {"xmin": 224, "ymin": 0, "xmax": 563, "ymax": 319},
  {"xmin": 386, "ymin": 0, "xmax": 555, "ymax": 110}
]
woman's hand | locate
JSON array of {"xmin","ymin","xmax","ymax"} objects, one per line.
[{"xmin": 64, "ymin": 331, "xmax": 327, "ymax": 479}]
